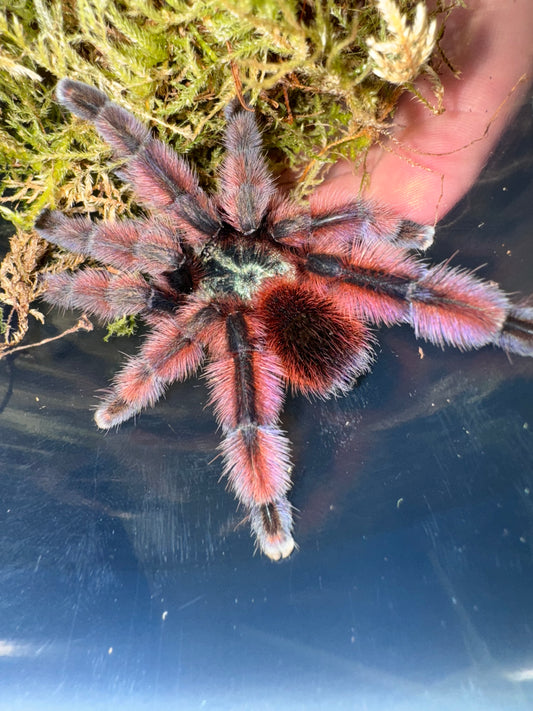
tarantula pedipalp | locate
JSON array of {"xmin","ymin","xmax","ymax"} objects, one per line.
[{"xmin": 36, "ymin": 80, "xmax": 533, "ymax": 560}]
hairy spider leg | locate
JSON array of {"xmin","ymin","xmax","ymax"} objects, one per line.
[
  {"xmin": 43, "ymin": 261, "xmax": 191, "ymax": 322},
  {"xmin": 43, "ymin": 269, "xmax": 153, "ymax": 321},
  {"xmin": 308, "ymin": 197, "xmax": 435, "ymax": 251},
  {"xmin": 409, "ymin": 263, "xmax": 510, "ymax": 349},
  {"xmin": 304, "ymin": 239, "xmax": 428, "ymax": 326},
  {"xmin": 204, "ymin": 306, "xmax": 294, "ymax": 560},
  {"xmin": 498, "ymin": 302, "xmax": 533, "ymax": 356},
  {"xmin": 56, "ymin": 79, "xmax": 220, "ymax": 248},
  {"xmin": 218, "ymin": 102, "xmax": 276, "ymax": 235},
  {"xmin": 94, "ymin": 300, "xmax": 211, "ymax": 428},
  {"xmin": 305, "ymin": 247, "xmax": 533, "ymax": 354},
  {"xmin": 35, "ymin": 209, "xmax": 182, "ymax": 276},
  {"xmin": 267, "ymin": 197, "xmax": 434, "ymax": 251}
]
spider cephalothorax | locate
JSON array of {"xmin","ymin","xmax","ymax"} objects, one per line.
[{"xmin": 36, "ymin": 80, "xmax": 533, "ymax": 559}]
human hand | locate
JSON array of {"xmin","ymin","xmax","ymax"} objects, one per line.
[{"xmin": 313, "ymin": 0, "xmax": 533, "ymax": 226}]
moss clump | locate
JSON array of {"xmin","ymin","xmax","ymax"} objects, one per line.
[
  {"xmin": 0, "ymin": 0, "xmax": 453, "ymax": 356},
  {"xmin": 103, "ymin": 314, "xmax": 137, "ymax": 341}
]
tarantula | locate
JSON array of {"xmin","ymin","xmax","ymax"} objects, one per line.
[{"xmin": 36, "ymin": 79, "xmax": 533, "ymax": 560}]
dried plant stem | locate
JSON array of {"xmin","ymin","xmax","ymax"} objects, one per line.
[{"xmin": 0, "ymin": 315, "xmax": 93, "ymax": 360}]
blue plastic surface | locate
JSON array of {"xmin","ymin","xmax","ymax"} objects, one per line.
[{"xmin": 1, "ymin": 104, "xmax": 532, "ymax": 711}]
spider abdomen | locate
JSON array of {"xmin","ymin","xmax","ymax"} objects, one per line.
[{"xmin": 258, "ymin": 281, "xmax": 373, "ymax": 397}]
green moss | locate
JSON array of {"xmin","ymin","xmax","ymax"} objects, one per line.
[{"xmin": 103, "ymin": 314, "xmax": 137, "ymax": 341}]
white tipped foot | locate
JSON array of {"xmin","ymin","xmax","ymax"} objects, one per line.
[
  {"xmin": 262, "ymin": 532, "xmax": 296, "ymax": 561},
  {"xmin": 94, "ymin": 408, "xmax": 113, "ymax": 429},
  {"xmin": 94, "ymin": 400, "xmax": 132, "ymax": 429},
  {"xmin": 250, "ymin": 497, "xmax": 295, "ymax": 561},
  {"xmin": 418, "ymin": 225, "xmax": 435, "ymax": 251}
]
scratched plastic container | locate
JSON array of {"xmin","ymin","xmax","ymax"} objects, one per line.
[{"xmin": 0, "ymin": 102, "xmax": 532, "ymax": 711}]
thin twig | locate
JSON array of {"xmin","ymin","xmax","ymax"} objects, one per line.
[
  {"xmin": 227, "ymin": 41, "xmax": 254, "ymax": 112},
  {"xmin": 0, "ymin": 314, "xmax": 93, "ymax": 359}
]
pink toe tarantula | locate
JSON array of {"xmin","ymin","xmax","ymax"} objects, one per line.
[{"xmin": 36, "ymin": 80, "xmax": 533, "ymax": 560}]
